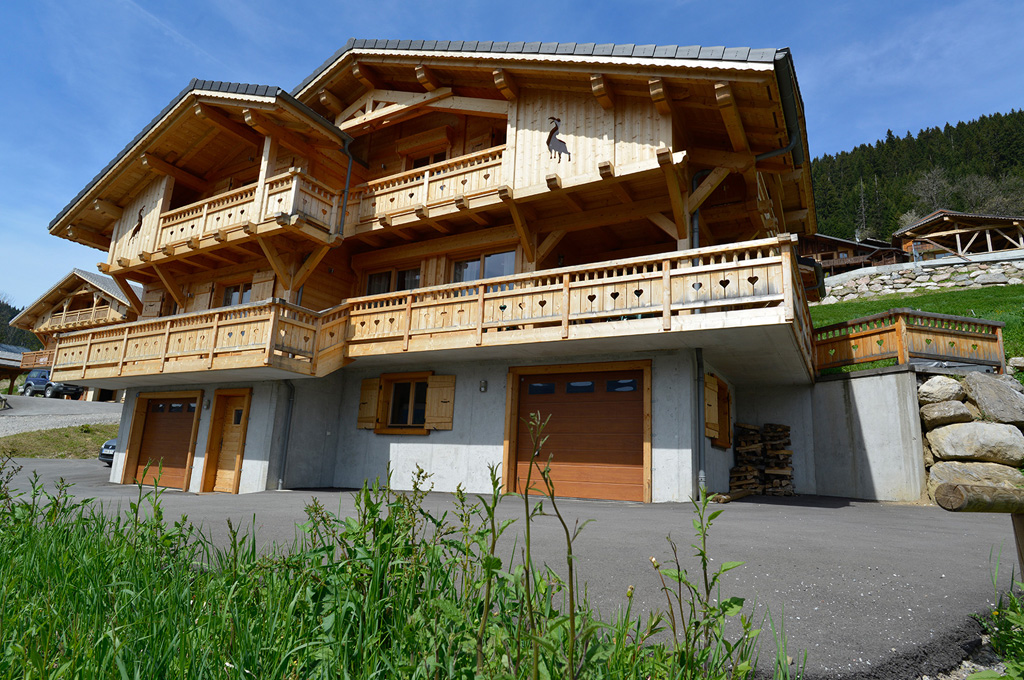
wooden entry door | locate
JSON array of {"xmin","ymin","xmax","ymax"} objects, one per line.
[
  {"xmin": 134, "ymin": 397, "xmax": 198, "ymax": 489},
  {"xmin": 201, "ymin": 389, "xmax": 252, "ymax": 493},
  {"xmin": 515, "ymin": 369, "xmax": 645, "ymax": 502}
]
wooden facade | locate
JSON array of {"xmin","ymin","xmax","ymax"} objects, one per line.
[{"xmin": 798, "ymin": 233, "xmax": 906, "ymax": 275}]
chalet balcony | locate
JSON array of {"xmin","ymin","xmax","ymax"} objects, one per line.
[
  {"xmin": 37, "ymin": 306, "xmax": 125, "ymax": 333},
  {"xmin": 53, "ymin": 236, "xmax": 818, "ymax": 387},
  {"xmin": 50, "ymin": 301, "xmax": 325, "ymax": 387},
  {"xmin": 20, "ymin": 350, "xmax": 55, "ymax": 370},
  {"xmin": 343, "ymin": 146, "xmax": 505, "ymax": 235}
]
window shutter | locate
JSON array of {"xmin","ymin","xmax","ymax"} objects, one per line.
[
  {"xmin": 703, "ymin": 373, "xmax": 719, "ymax": 439},
  {"xmin": 141, "ymin": 288, "xmax": 164, "ymax": 318},
  {"xmin": 357, "ymin": 378, "xmax": 380, "ymax": 429},
  {"xmin": 190, "ymin": 282, "xmax": 213, "ymax": 312},
  {"xmin": 712, "ymin": 377, "xmax": 731, "ymax": 449},
  {"xmin": 251, "ymin": 270, "xmax": 275, "ymax": 301},
  {"xmin": 424, "ymin": 375, "xmax": 456, "ymax": 430}
]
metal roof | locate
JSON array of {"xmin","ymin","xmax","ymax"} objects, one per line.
[
  {"xmin": 13, "ymin": 270, "xmax": 143, "ymax": 328},
  {"xmin": 894, "ymin": 209, "xmax": 1024, "ymax": 236},
  {"xmin": 293, "ymin": 38, "xmax": 788, "ymax": 96},
  {"xmin": 0, "ymin": 343, "xmax": 34, "ymax": 367},
  {"xmin": 48, "ymin": 79, "xmax": 344, "ymax": 231}
]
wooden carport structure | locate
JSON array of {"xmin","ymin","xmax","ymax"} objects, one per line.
[{"xmin": 896, "ymin": 209, "xmax": 1024, "ymax": 260}]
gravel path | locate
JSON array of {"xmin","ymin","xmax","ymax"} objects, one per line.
[{"xmin": 0, "ymin": 395, "xmax": 123, "ymax": 437}]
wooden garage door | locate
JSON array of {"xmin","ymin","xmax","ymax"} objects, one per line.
[
  {"xmin": 135, "ymin": 397, "xmax": 196, "ymax": 488},
  {"xmin": 516, "ymin": 369, "xmax": 643, "ymax": 502}
]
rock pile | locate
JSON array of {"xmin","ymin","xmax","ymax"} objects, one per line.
[
  {"xmin": 919, "ymin": 373, "xmax": 1024, "ymax": 500},
  {"xmin": 818, "ymin": 260, "xmax": 1024, "ymax": 305}
]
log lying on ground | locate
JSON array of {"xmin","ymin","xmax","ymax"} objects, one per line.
[{"xmin": 934, "ymin": 483, "xmax": 1024, "ymax": 513}]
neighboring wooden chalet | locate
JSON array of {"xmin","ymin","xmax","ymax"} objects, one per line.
[
  {"xmin": 896, "ymin": 209, "xmax": 1024, "ymax": 261},
  {"xmin": 31, "ymin": 38, "xmax": 821, "ymax": 501},
  {"xmin": 798, "ymin": 233, "xmax": 906, "ymax": 275},
  {"xmin": 0, "ymin": 344, "xmax": 34, "ymax": 395}
]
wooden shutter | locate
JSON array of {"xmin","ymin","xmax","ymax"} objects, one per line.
[
  {"xmin": 190, "ymin": 282, "xmax": 214, "ymax": 312},
  {"xmin": 711, "ymin": 377, "xmax": 731, "ymax": 449},
  {"xmin": 141, "ymin": 287, "xmax": 164, "ymax": 318},
  {"xmin": 424, "ymin": 375, "xmax": 456, "ymax": 430},
  {"xmin": 357, "ymin": 378, "xmax": 380, "ymax": 429},
  {"xmin": 703, "ymin": 373, "xmax": 719, "ymax": 439},
  {"xmin": 251, "ymin": 270, "xmax": 275, "ymax": 301}
]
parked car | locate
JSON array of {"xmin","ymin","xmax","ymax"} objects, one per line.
[
  {"xmin": 99, "ymin": 439, "xmax": 116, "ymax": 467},
  {"xmin": 21, "ymin": 368, "xmax": 85, "ymax": 399}
]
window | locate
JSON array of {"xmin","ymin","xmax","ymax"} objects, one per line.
[
  {"xmin": 366, "ymin": 267, "xmax": 421, "ymax": 296},
  {"xmin": 566, "ymin": 380, "xmax": 595, "ymax": 394},
  {"xmin": 357, "ymin": 373, "xmax": 456, "ymax": 434},
  {"xmin": 704, "ymin": 373, "xmax": 731, "ymax": 450},
  {"xmin": 411, "ymin": 151, "xmax": 446, "ymax": 169},
  {"xmin": 222, "ymin": 283, "xmax": 252, "ymax": 307},
  {"xmin": 452, "ymin": 250, "xmax": 515, "ymax": 284},
  {"xmin": 607, "ymin": 379, "xmax": 638, "ymax": 392}
]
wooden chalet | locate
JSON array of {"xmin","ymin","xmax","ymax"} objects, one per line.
[
  {"xmin": 798, "ymin": 233, "xmax": 906, "ymax": 275},
  {"xmin": 33, "ymin": 38, "xmax": 821, "ymax": 501},
  {"xmin": 896, "ymin": 209, "xmax": 1024, "ymax": 261}
]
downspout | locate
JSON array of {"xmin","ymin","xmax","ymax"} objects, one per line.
[
  {"xmin": 695, "ymin": 348, "xmax": 706, "ymax": 494},
  {"xmin": 277, "ymin": 379, "xmax": 296, "ymax": 491},
  {"xmin": 334, "ymin": 136, "xmax": 355, "ymax": 239},
  {"xmin": 756, "ymin": 49, "xmax": 804, "ymax": 166}
]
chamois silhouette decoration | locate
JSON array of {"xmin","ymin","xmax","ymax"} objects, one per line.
[
  {"xmin": 129, "ymin": 208, "xmax": 144, "ymax": 240},
  {"xmin": 546, "ymin": 117, "xmax": 571, "ymax": 163}
]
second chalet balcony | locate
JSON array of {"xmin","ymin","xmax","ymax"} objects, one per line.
[{"xmin": 52, "ymin": 236, "xmax": 817, "ymax": 387}]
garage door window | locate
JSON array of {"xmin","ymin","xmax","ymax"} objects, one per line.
[
  {"xmin": 566, "ymin": 381, "xmax": 595, "ymax": 394},
  {"xmin": 607, "ymin": 379, "xmax": 638, "ymax": 392},
  {"xmin": 527, "ymin": 382, "xmax": 556, "ymax": 395}
]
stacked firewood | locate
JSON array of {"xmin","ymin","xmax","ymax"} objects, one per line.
[
  {"xmin": 761, "ymin": 423, "xmax": 794, "ymax": 496},
  {"xmin": 728, "ymin": 423, "xmax": 764, "ymax": 495}
]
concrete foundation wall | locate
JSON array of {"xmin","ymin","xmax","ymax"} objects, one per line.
[{"xmin": 811, "ymin": 371, "xmax": 924, "ymax": 501}]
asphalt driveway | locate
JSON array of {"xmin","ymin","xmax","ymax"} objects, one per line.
[
  {"xmin": 0, "ymin": 394, "xmax": 122, "ymax": 436},
  {"xmin": 3, "ymin": 457, "xmax": 1012, "ymax": 680}
]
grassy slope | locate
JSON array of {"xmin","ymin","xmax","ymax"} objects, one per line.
[
  {"xmin": 0, "ymin": 423, "xmax": 119, "ymax": 459},
  {"xmin": 810, "ymin": 285, "xmax": 1024, "ymax": 361}
]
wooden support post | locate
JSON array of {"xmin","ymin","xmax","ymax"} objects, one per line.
[
  {"xmin": 264, "ymin": 307, "xmax": 280, "ymax": 366},
  {"xmin": 403, "ymin": 295, "xmax": 413, "ymax": 351},
  {"xmin": 207, "ymin": 313, "xmax": 220, "ymax": 369},
  {"xmin": 475, "ymin": 286, "xmax": 486, "ymax": 346},
  {"xmin": 662, "ymin": 260, "xmax": 672, "ymax": 330},
  {"xmin": 80, "ymin": 332, "xmax": 94, "ymax": 379},
  {"xmin": 1013, "ymin": 514, "xmax": 1024, "ymax": 582},
  {"xmin": 158, "ymin": 323, "xmax": 171, "ymax": 373},
  {"xmin": 498, "ymin": 186, "xmax": 535, "ymax": 262},
  {"xmin": 111, "ymin": 274, "xmax": 143, "ymax": 314},
  {"xmin": 561, "ymin": 273, "xmax": 570, "ymax": 339},
  {"xmin": 896, "ymin": 315, "xmax": 909, "ymax": 365},
  {"xmin": 117, "ymin": 326, "xmax": 130, "ymax": 374}
]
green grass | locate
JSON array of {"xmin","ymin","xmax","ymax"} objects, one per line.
[
  {"xmin": 0, "ymin": 430, "xmax": 804, "ymax": 679},
  {"xmin": 0, "ymin": 423, "xmax": 118, "ymax": 460},
  {"xmin": 811, "ymin": 285, "xmax": 1024, "ymax": 361}
]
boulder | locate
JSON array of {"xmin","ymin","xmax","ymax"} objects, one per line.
[
  {"xmin": 920, "ymin": 401, "xmax": 973, "ymax": 430},
  {"xmin": 928, "ymin": 460, "xmax": 1024, "ymax": 500},
  {"xmin": 820, "ymin": 295, "xmax": 840, "ymax": 305},
  {"xmin": 1009, "ymin": 357, "xmax": 1024, "ymax": 369},
  {"xmin": 922, "ymin": 440, "xmax": 935, "ymax": 468},
  {"xmin": 976, "ymin": 273, "xmax": 1009, "ymax": 285},
  {"xmin": 918, "ymin": 375, "xmax": 966, "ymax": 404},
  {"xmin": 927, "ymin": 422, "xmax": 1024, "ymax": 466},
  {"xmin": 963, "ymin": 372, "xmax": 1024, "ymax": 426},
  {"xmin": 991, "ymin": 374, "xmax": 1024, "ymax": 394}
]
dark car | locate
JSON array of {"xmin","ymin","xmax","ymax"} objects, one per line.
[
  {"xmin": 99, "ymin": 439, "xmax": 116, "ymax": 467},
  {"xmin": 21, "ymin": 368, "xmax": 85, "ymax": 399}
]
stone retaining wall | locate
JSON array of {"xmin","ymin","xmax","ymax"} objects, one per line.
[{"xmin": 818, "ymin": 260, "xmax": 1024, "ymax": 305}]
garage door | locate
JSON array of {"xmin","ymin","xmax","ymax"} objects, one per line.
[
  {"xmin": 515, "ymin": 369, "xmax": 644, "ymax": 501},
  {"xmin": 135, "ymin": 397, "xmax": 197, "ymax": 489}
]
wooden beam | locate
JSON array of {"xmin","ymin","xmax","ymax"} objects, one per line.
[
  {"xmin": 493, "ymin": 69, "xmax": 519, "ymax": 101},
  {"xmin": 353, "ymin": 225, "xmax": 520, "ymax": 270},
  {"xmin": 534, "ymin": 196, "xmax": 671, "ymax": 234},
  {"xmin": 715, "ymin": 82, "xmax": 750, "ymax": 153},
  {"xmin": 317, "ymin": 89, "xmax": 344, "ymax": 115},
  {"xmin": 423, "ymin": 96, "xmax": 508, "ymax": 118},
  {"xmin": 657, "ymin": 148, "xmax": 687, "ymax": 239},
  {"xmin": 352, "ymin": 62, "xmax": 384, "ymax": 90},
  {"xmin": 415, "ymin": 65, "xmax": 441, "ymax": 91},
  {"xmin": 497, "ymin": 186, "xmax": 535, "ymax": 262},
  {"xmin": 545, "ymin": 174, "xmax": 585, "ymax": 212},
  {"xmin": 152, "ymin": 265, "xmax": 185, "ymax": 309},
  {"xmin": 414, "ymin": 205, "xmax": 452, "ymax": 233},
  {"xmin": 647, "ymin": 213, "xmax": 679, "ymax": 239},
  {"xmin": 66, "ymin": 225, "xmax": 111, "ymax": 249},
  {"xmin": 193, "ymin": 103, "xmax": 263, "ymax": 148},
  {"xmin": 291, "ymin": 245, "xmax": 331, "ymax": 291},
  {"xmin": 339, "ymin": 88, "xmax": 454, "ymax": 133},
  {"xmin": 649, "ymin": 78, "xmax": 672, "ymax": 116},
  {"xmin": 111, "ymin": 274, "xmax": 142, "ymax": 314},
  {"xmin": 598, "ymin": 161, "xmax": 634, "ymax": 204},
  {"xmin": 243, "ymin": 109, "xmax": 321, "ymax": 158},
  {"xmin": 590, "ymin": 74, "xmax": 615, "ymax": 110},
  {"xmin": 537, "ymin": 230, "xmax": 567, "ymax": 262},
  {"xmin": 689, "ymin": 167, "xmax": 731, "ymax": 214},
  {"xmin": 92, "ymin": 199, "xmax": 123, "ymax": 220},
  {"xmin": 455, "ymin": 195, "xmax": 489, "ymax": 226},
  {"xmin": 140, "ymin": 153, "xmax": 207, "ymax": 192},
  {"xmin": 686, "ymin": 147, "xmax": 757, "ymax": 172},
  {"xmin": 256, "ymin": 236, "xmax": 293, "ymax": 289}
]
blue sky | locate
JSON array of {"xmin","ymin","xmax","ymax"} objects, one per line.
[{"xmin": 2, "ymin": 0, "xmax": 1022, "ymax": 307}]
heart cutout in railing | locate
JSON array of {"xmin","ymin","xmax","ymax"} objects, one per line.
[
  {"xmin": 329, "ymin": 331, "xmax": 336, "ymax": 339},
  {"xmin": 359, "ymin": 321, "xmax": 366, "ymax": 327},
  {"xmin": 925, "ymin": 338, "xmax": 932, "ymax": 345},
  {"xmin": 719, "ymin": 279, "xmax": 730, "ymax": 289},
  {"xmin": 972, "ymin": 343, "xmax": 979, "ymax": 351},
  {"xmin": 483, "ymin": 173, "xmax": 490, "ymax": 180},
  {"xmin": 438, "ymin": 184, "xmax": 446, "ymax": 192},
  {"xmin": 851, "ymin": 344, "xmax": 859, "ymax": 351},
  {"xmin": 374, "ymin": 319, "xmax": 380, "ymax": 326},
  {"xmin": 828, "ymin": 348, "xmax": 836, "ymax": 356},
  {"xmin": 538, "ymin": 299, "xmax": 547, "ymax": 308},
  {"xmin": 610, "ymin": 291, "xmax": 620, "ymax": 300},
  {"xmin": 499, "ymin": 304, "xmax": 507, "ymax": 312},
  {"xmin": 303, "ymin": 335, "xmax": 310, "ymax": 343},
  {"xmin": 227, "ymin": 332, "xmax": 233, "ymax": 338},
  {"xmin": 692, "ymin": 282, "xmax": 702, "ymax": 291},
  {"xmin": 408, "ymin": 192, "xmax": 415, "ymax": 199},
  {"xmin": 587, "ymin": 294, "xmax": 596, "ymax": 303},
  {"xmin": 240, "ymin": 330, "xmax": 245, "ymax": 336},
  {"xmin": 747, "ymin": 276, "xmax": 759, "ymax": 285},
  {"xmin": 634, "ymin": 289, "xmax": 643, "ymax": 298},
  {"xmin": 876, "ymin": 339, "xmax": 884, "ymax": 347},
  {"xmin": 949, "ymin": 341, "xmax": 956, "ymax": 348},
  {"xmin": 388, "ymin": 317, "xmax": 395, "ymax": 324}
]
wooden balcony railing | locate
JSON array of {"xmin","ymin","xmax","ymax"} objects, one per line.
[
  {"xmin": 154, "ymin": 170, "xmax": 340, "ymax": 251},
  {"xmin": 20, "ymin": 350, "xmax": 54, "ymax": 369},
  {"xmin": 54, "ymin": 237, "xmax": 814, "ymax": 383},
  {"xmin": 345, "ymin": 146, "xmax": 505, "ymax": 233},
  {"xmin": 51, "ymin": 301, "xmax": 322, "ymax": 382},
  {"xmin": 38, "ymin": 306, "xmax": 121, "ymax": 332},
  {"xmin": 813, "ymin": 309, "xmax": 1005, "ymax": 372}
]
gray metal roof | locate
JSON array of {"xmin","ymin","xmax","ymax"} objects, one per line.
[
  {"xmin": 71, "ymin": 268, "xmax": 142, "ymax": 305},
  {"xmin": 0, "ymin": 343, "xmax": 34, "ymax": 367},
  {"xmin": 49, "ymin": 79, "xmax": 345, "ymax": 231},
  {"xmin": 293, "ymin": 38, "xmax": 788, "ymax": 95},
  {"xmin": 894, "ymin": 209, "xmax": 1024, "ymax": 236}
]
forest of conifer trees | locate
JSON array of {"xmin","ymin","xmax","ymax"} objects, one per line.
[{"xmin": 810, "ymin": 109, "xmax": 1024, "ymax": 242}]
